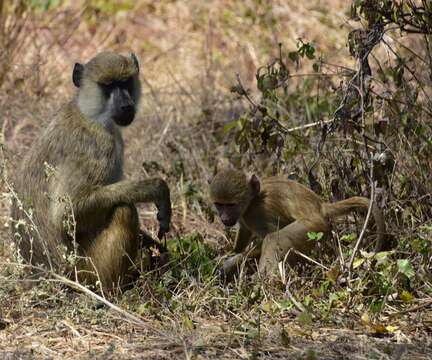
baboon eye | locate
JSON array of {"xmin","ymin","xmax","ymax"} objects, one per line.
[
  {"xmin": 215, "ymin": 203, "xmax": 236, "ymax": 209},
  {"xmin": 99, "ymin": 82, "xmax": 114, "ymax": 96},
  {"xmin": 119, "ymin": 77, "xmax": 134, "ymax": 93},
  {"xmin": 99, "ymin": 78, "xmax": 134, "ymax": 96}
]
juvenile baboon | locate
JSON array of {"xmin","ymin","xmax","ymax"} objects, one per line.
[
  {"xmin": 209, "ymin": 168, "xmax": 385, "ymax": 278},
  {"xmin": 11, "ymin": 52, "xmax": 171, "ymax": 290}
]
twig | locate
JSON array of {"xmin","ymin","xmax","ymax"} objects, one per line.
[
  {"xmin": 284, "ymin": 277, "xmax": 306, "ymax": 313},
  {"xmin": 292, "ymin": 249, "xmax": 329, "ymax": 271},
  {"xmin": 285, "ymin": 119, "xmax": 334, "ymax": 133},
  {"xmin": 49, "ymin": 273, "xmax": 149, "ymax": 327},
  {"xmin": 0, "ymin": 260, "xmax": 151, "ymax": 327},
  {"xmin": 333, "ymin": 231, "xmax": 345, "ymax": 268},
  {"xmin": 157, "ymin": 115, "xmax": 173, "ymax": 147},
  {"xmin": 347, "ymin": 162, "xmax": 375, "ymax": 277},
  {"xmin": 235, "ymin": 73, "xmax": 258, "ymax": 108},
  {"xmin": 388, "ymin": 299, "xmax": 432, "ymax": 318},
  {"xmin": 61, "ymin": 320, "xmax": 82, "ymax": 338}
]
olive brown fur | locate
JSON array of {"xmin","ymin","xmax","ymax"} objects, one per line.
[
  {"xmin": 11, "ymin": 52, "xmax": 171, "ymax": 290},
  {"xmin": 209, "ymin": 168, "xmax": 386, "ymax": 278}
]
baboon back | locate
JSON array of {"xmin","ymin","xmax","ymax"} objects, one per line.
[{"xmin": 11, "ymin": 102, "xmax": 121, "ymax": 272}]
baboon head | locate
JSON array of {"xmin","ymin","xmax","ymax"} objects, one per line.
[
  {"xmin": 73, "ymin": 52, "xmax": 141, "ymax": 127},
  {"xmin": 209, "ymin": 168, "xmax": 260, "ymax": 227}
]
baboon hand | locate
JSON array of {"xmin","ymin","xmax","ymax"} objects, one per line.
[
  {"xmin": 156, "ymin": 201, "xmax": 171, "ymax": 239},
  {"xmin": 137, "ymin": 178, "xmax": 171, "ymax": 238}
]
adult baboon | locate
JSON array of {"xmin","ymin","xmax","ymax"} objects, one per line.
[
  {"xmin": 209, "ymin": 168, "xmax": 385, "ymax": 278},
  {"xmin": 11, "ymin": 52, "xmax": 171, "ymax": 290}
]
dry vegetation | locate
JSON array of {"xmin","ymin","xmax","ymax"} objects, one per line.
[{"xmin": 0, "ymin": 0, "xmax": 431, "ymax": 359}]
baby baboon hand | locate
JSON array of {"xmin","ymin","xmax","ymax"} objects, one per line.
[{"xmin": 219, "ymin": 253, "xmax": 243, "ymax": 281}]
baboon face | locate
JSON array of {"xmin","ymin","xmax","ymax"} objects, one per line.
[
  {"xmin": 210, "ymin": 169, "xmax": 261, "ymax": 227},
  {"xmin": 214, "ymin": 202, "xmax": 242, "ymax": 227},
  {"xmin": 98, "ymin": 78, "xmax": 137, "ymax": 126},
  {"xmin": 73, "ymin": 52, "xmax": 141, "ymax": 127}
]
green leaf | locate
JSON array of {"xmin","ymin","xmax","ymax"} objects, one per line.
[
  {"xmin": 341, "ymin": 233, "xmax": 356, "ymax": 242},
  {"xmin": 247, "ymin": 329, "xmax": 260, "ymax": 339},
  {"xmin": 223, "ymin": 120, "xmax": 239, "ymax": 133},
  {"xmin": 183, "ymin": 316, "xmax": 194, "ymax": 330},
  {"xmin": 288, "ymin": 51, "xmax": 299, "ymax": 63},
  {"xmin": 400, "ymin": 290, "xmax": 414, "ymax": 302},
  {"xmin": 305, "ymin": 45, "xmax": 316, "ymax": 59},
  {"xmin": 397, "ymin": 259, "xmax": 415, "ymax": 279},
  {"xmin": 374, "ymin": 251, "xmax": 393, "ymax": 265},
  {"xmin": 261, "ymin": 302, "xmax": 273, "ymax": 313},
  {"xmin": 307, "ymin": 231, "xmax": 324, "ymax": 241},
  {"xmin": 277, "ymin": 299, "xmax": 293, "ymax": 310},
  {"xmin": 353, "ymin": 257, "xmax": 365, "ymax": 269}
]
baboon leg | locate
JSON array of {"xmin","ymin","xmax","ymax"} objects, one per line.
[
  {"xmin": 78, "ymin": 204, "xmax": 140, "ymax": 289},
  {"xmin": 258, "ymin": 218, "xmax": 328, "ymax": 275}
]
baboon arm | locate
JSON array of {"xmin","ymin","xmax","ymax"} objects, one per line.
[
  {"xmin": 74, "ymin": 178, "xmax": 171, "ymax": 236},
  {"xmin": 75, "ymin": 178, "xmax": 169, "ymax": 212},
  {"xmin": 233, "ymin": 224, "xmax": 253, "ymax": 253},
  {"xmin": 221, "ymin": 245, "xmax": 261, "ymax": 279},
  {"xmin": 98, "ymin": 179, "xmax": 167, "ymax": 206},
  {"xmin": 220, "ymin": 224, "xmax": 256, "ymax": 279}
]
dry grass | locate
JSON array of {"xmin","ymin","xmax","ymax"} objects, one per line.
[{"xmin": 0, "ymin": 1, "xmax": 431, "ymax": 358}]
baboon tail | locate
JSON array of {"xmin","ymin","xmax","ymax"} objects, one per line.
[
  {"xmin": 322, "ymin": 196, "xmax": 386, "ymax": 251},
  {"xmin": 322, "ymin": 197, "xmax": 369, "ymax": 219}
]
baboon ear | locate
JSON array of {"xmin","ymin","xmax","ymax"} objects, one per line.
[
  {"xmin": 249, "ymin": 174, "xmax": 260, "ymax": 195},
  {"xmin": 72, "ymin": 63, "xmax": 84, "ymax": 88},
  {"xmin": 130, "ymin": 53, "xmax": 139, "ymax": 72}
]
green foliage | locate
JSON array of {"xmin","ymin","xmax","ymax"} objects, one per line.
[
  {"xmin": 30, "ymin": 0, "xmax": 61, "ymax": 12},
  {"xmin": 351, "ymin": 0, "xmax": 432, "ymax": 34},
  {"xmin": 307, "ymin": 231, "xmax": 324, "ymax": 241},
  {"xmin": 83, "ymin": 0, "xmax": 135, "ymax": 25},
  {"xmin": 397, "ymin": 259, "xmax": 414, "ymax": 279},
  {"xmin": 167, "ymin": 232, "xmax": 216, "ymax": 282},
  {"xmin": 223, "ymin": 0, "xmax": 432, "ymax": 318},
  {"xmin": 86, "ymin": 0, "xmax": 134, "ymax": 15},
  {"xmin": 288, "ymin": 39, "xmax": 316, "ymax": 65},
  {"xmin": 229, "ymin": 41, "xmax": 337, "ymax": 171}
]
